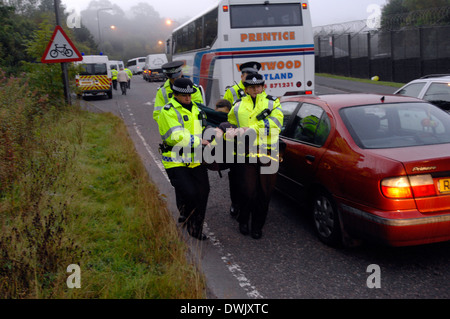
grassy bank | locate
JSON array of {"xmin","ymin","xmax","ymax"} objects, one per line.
[
  {"xmin": 0, "ymin": 84, "xmax": 205, "ymax": 298},
  {"xmin": 316, "ymin": 73, "xmax": 405, "ymax": 88}
]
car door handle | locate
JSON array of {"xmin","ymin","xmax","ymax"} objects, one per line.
[{"xmin": 305, "ymin": 155, "xmax": 315, "ymax": 163}]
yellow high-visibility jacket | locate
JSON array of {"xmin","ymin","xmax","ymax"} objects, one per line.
[
  {"xmin": 223, "ymin": 81, "xmax": 245, "ymax": 105},
  {"xmin": 227, "ymin": 91, "xmax": 283, "ymax": 157},
  {"xmin": 124, "ymin": 68, "xmax": 133, "ymax": 78},
  {"xmin": 153, "ymin": 79, "xmax": 204, "ymax": 122},
  {"xmin": 158, "ymin": 98, "xmax": 206, "ymax": 169},
  {"xmin": 111, "ymin": 69, "xmax": 118, "ymax": 80}
]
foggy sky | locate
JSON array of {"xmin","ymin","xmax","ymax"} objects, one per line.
[{"xmin": 61, "ymin": 0, "xmax": 388, "ymax": 27}]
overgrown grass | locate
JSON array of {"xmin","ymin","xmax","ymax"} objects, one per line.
[
  {"xmin": 316, "ymin": 73, "xmax": 405, "ymax": 87},
  {"xmin": 0, "ymin": 71, "xmax": 205, "ymax": 298}
]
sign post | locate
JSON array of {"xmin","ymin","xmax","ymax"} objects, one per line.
[{"xmin": 41, "ymin": 0, "xmax": 82, "ymax": 105}]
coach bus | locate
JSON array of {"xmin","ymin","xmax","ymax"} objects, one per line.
[{"xmin": 166, "ymin": 0, "xmax": 315, "ymax": 107}]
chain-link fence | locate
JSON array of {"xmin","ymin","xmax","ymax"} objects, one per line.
[{"xmin": 314, "ymin": 6, "xmax": 450, "ymax": 83}]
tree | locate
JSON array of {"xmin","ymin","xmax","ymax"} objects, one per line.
[
  {"xmin": 0, "ymin": 4, "xmax": 35, "ymax": 73},
  {"xmin": 381, "ymin": 0, "xmax": 450, "ymax": 30},
  {"xmin": 0, "ymin": 1, "xmax": 98, "ymax": 74}
]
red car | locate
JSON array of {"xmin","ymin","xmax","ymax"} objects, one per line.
[{"xmin": 277, "ymin": 93, "xmax": 450, "ymax": 247}]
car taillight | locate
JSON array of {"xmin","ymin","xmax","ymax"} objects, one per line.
[
  {"xmin": 409, "ymin": 175, "xmax": 436, "ymax": 197},
  {"xmin": 381, "ymin": 174, "xmax": 436, "ymax": 199}
]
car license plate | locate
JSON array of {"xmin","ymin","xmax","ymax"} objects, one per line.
[
  {"xmin": 438, "ymin": 178, "xmax": 450, "ymax": 193},
  {"xmin": 81, "ymin": 81, "xmax": 92, "ymax": 85}
]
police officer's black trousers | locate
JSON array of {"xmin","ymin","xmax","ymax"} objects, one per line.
[
  {"xmin": 233, "ymin": 163, "xmax": 277, "ymax": 233},
  {"xmin": 166, "ymin": 165, "xmax": 210, "ymax": 238}
]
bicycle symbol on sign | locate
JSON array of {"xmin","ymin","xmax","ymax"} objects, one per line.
[{"xmin": 50, "ymin": 44, "xmax": 73, "ymax": 58}]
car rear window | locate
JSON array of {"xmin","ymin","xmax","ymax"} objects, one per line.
[
  {"xmin": 79, "ymin": 63, "xmax": 107, "ymax": 76},
  {"xmin": 396, "ymin": 82, "xmax": 426, "ymax": 98},
  {"xmin": 423, "ymin": 82, "xmax": 450, "ymax": 109},
  {"xmin": 340, "ymin": 102, "xmax": 450, "ymax": 149}
]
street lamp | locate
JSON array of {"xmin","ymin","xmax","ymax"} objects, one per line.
[
  {"xmin": 97, "ymin": 7, "xmax": 113, "ymax": 49},
  {"xmin": 165, "ymin": 19, "xmax": 180, "ymax": 28}
]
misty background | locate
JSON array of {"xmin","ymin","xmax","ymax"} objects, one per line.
[
  {"xmin": 65, "ymin": 0, "xmax": 390, "ymax": 62},
  {"xmin": 1, "ymin": 0, "xmax": 449, "ymax": 73}
]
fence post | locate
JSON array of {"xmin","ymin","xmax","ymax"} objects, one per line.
[
  {"xmin": 317, "ymin": 36, "xmax": 321, "ymax": 73},
  {"xmin": 367, "ymin": 32, "xmax": 372, "ymax": 79},
  {"xmin": 419, "ymin": 27, "xmax": 424, "ymax": 77},
  {"xmin": 390, "ymin": 30, "xmax": 395, "ymax": 82},
  {"xmin": 331, "ymin": 35, "xmax": 335, "ymax": 75},
  {"xmin": 347, "ymin": 34, "xmax": 352, "ymax": 77}
]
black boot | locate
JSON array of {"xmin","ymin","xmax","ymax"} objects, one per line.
[{"xmin": 239, "ymin": 223, "xmax": 249, "ymax": 236}]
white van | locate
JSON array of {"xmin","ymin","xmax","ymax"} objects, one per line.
[
  {"xmin": 126, "ymin": 57, "xmax": 146, "ymax": 74},
  {"xmin": 75, "ymin": 55, "xmax": 112, "ymax": 99},
  {"xmin": 143, "ymin": 54, "xmax": 168, "ymax": 82},
  {"xmin": 108, "ymin": 60, "xmax": 124, "ymax": 71}
]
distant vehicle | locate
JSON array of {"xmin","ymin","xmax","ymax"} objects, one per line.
[
  {"xmin": 126, "ymin": 57, "xmax": 146, "ymax": 74},
  {"xmin": 394, "ymin": 74, "xmax": 450, "ymax": 112},
  {"xmin": 143, "ymin": 54, "xmax": 168, "ymax": 82},
  {"xmin": 108, "ymin": 59, "xmax": 124, "ymax": 71},
  {"xmin": 75, "ymin": 55, "xmax": 112, "ymax": 99},
  {"xmin": 277, "ymin": 93, "xmax": 450, "ymax": 247},
  {"xmin": 165, "ymin": 0, "xmax": 315, "ymax": 107}
]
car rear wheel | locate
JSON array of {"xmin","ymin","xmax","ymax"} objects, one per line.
[{"xmin": 312, "ymin": 191, "xmax": 342, "ymax": 247}]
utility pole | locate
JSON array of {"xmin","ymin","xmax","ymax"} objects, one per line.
[{"xmin": 54, "ymin": 0, "xmax": 71, "ymax": 105}]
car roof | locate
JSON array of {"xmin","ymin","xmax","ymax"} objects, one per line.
[
  {"xmin": 419, "ymin": 74, "xmax": 450, "ymax": 80},
  {"xmin": 281, "ymin": 93, "xmax": 423, "ymax": 110},
  {"xmin": 400, "ymin": 74, "xmax": 450, "ymax": 85}
]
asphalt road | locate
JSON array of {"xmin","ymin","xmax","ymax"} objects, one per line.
[{"xmin": 79, "ymin": 75, "xmax": 449, "ymax": 300}]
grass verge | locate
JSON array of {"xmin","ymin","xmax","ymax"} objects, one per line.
[
  {"xmin": 316, "ymin": 73, "xmax": 405, "ymax": 88},
  {"xmin": 1, "ymin": 104, "xmax": 205, "ymax": 298}
]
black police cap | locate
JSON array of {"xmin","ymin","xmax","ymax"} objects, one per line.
[
  {"xmin": 239, "ymin": 61, "xmax": 262, "ymax": 74},
  {"xmin": 162, "ymin": 61, "xmax": 184, "ymax": 78},
  {"xmin": 172, "ymin": 78, "xmax": 197, "ymax": 94},
  {"xmin": 243, "ymin": 73, "xmax": 265, "ymax": 87}
]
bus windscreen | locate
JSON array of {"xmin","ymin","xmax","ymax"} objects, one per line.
[{"xmin": 230, "ymin": 4, "xmax": 303, "ymax": 28}]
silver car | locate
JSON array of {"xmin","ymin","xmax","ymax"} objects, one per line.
[{"xmin": 395, "ymin": 74, "xmax": 450, "ymax": 112}]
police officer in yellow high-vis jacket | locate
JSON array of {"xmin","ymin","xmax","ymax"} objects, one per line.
[
  {"xmin": 124, "ymin": 67, "xmax": 132, "ymax": 89},
  {"xmin": 222, "ymin": 61, "xmax": 261, "ymax": 220},
  {"xmin": 111, "ymin": 67, "xmax": 118, "ymax": 90},
  {"xmin": 223, "ymin": 61, "xmax": 261, "ymax": 106},
  {"xmin": 226, "ymin": 73, "xmax": 283, "ymax": 239},
  {"xmin": 158, "ymin": 78, "xmax": 210, "ymax": 240},
  {"xmin": 153, "ymin": 61, "xmax": 204, "ymax": 124}
]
